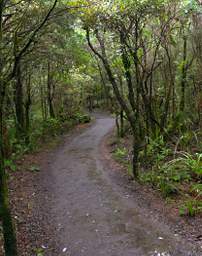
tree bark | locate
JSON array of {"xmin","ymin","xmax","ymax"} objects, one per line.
[
  {"xmin": 0, "ymin": 1, "xmax": 18, "ymax": 254},
  {"xmin": 47, "ymin": 62, "xmax": 55, "ymax": 118},
  {"xmin": 25, "ymin": 74, "xmax": 31, "ymax": 144},
  {"xmin": 14, "ymin": 61, "xmax": 24, "ymax": 139},
  {"xmin": 120, "ymin": 32, "xmax": 136, "ymax": 113},
  {"xmin": 120, "ymin": 109, "xmax": 124, "ymax": 138},
  {"xmin": 132, "ymin": 135, "xmax": 139, "ymax": 179},
  {"xmin": 180, "ymin": 35, "xmax": 187, "ymax": 112}
]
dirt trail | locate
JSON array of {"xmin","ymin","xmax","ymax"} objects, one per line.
[{"xmin": 35, "ymin": 113, "xmax": 200, "ymax": 256}]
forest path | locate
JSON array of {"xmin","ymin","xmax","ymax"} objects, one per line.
[{"xmin": 38, "ymin": 113, "xmax": 198, "ymax": 256}]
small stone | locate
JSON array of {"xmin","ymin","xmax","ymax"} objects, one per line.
[{"xmin": 62, "ymin": 247, "xmax": 68, "ymax": 252}]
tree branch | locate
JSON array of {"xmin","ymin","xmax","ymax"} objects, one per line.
[{"xmin": 12, "ymin": 0, "xmax": 58, "ymax": 78}]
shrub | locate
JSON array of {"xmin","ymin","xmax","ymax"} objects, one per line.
[
  {"xmin": 113, "ymin": 147, "xmax": 128, "ymax": 163},
  {"xmin": 72, "ymin": 112, "xmax": 91, "ymax": 124},
  {"xmin": 179, "ymin": 200, "xmax": 202, "ymax": 217}
]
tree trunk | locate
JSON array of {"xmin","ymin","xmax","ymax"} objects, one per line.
[
  {"xmin": 120, "ymin": 32, "xmax": 136, "ymax": 113},
  {"xmin": 0, "ymin": 84, "xmax": 18, "ymax": 256},
  {"xmin": 40, "ymin": 77, "xmax": 47, "ymax": 121},
  {"xmin": 132, "ymin": 132, "xmax": 140, "ymax": 179},
  {"xmin": 161, "ymin": 47, "xmax": 174, "ymax": 128},
  {"xmin": 47, "ymin": 62, "xmax": 55, "ymax": 118},
  {"xmin": 180, "ymin": 35, "xmax": 187, "ymax": 112},
  {"xmin": 25, "ymin": 74, "xmax": 31, "ymax": 144},
  {"xmin": 120, "ymin": 109, "xmax": 124, "ymax": 138},
  {"xmin": 0, "ymin": 1, "xmax": 18, "ymax": 254},
  {"xmin": 14, "ymin": 62, "xmax": 24, "ymax": 139},
  {"xmin": 115, "ymin": 112, "xmax": 120, "ymax": 137}
]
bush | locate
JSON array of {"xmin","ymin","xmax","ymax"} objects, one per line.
[
  {"xmin": 167, "ymin": 152, "xmax": 202, "ymax": 178},
  {"xmin": 72, "ymin": 112, "xmax": 91, "ymax": 124},
  {"xmin": 140, "ymin": 170, "xmax": 179, "ymax": 198},
  {"xmin": 140, "ymin": 135, "xmax": 172, "ymax": 167},
  {"xmin": 113, "ymin": 147, "xmax": 128, "ymax": 163},
  {"xmin": 42, "ymin": 118, "xmax": 62, "ymax": 136},
  {"xmin": 180, "ymin": 200, "xmax": 202, "ymax": 217}
]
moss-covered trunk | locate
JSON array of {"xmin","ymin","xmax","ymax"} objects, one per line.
[
  {"xmin": 0, "ymin": 1, "xmax": 18, "ymax": 254},
  {"xmin": 0, "ymin": 94, "xmax": 18, "ymax": 256}
]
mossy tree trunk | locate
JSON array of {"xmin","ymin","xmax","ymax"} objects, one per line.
[
  {"xmin": 0, "ymin": 58, "xmax": 18, "ymax": 256},
  {"xmin": 47, "ymin": 62, "xmax": 55, "ymax": 118},
  {"xmin": 14, "ymin": 62, "xmax": 25, "ymax": 140},
  {"xmin": 25, "ymin": 73, "xmax": 32, "ymax": 144},
  {"xmin": 0, "ymin": 1, "xmax": 18, "ymax": 254}
]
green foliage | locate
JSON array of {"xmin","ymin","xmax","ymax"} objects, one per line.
[
  {"xmin": 42, "ymin": 118, "xmax": 62, "ymax": 136},
  {"xmin": 185, "ymin": 0, "xmax": 202, "ymax": 12},
  {"xmin": 113, "ymin": 146, "xmax": 134, "ymax": 177},
  {"xmin": 168, "ymin": 112, "xmax": 193, "ymax": 134},
  {"xmin": 113, "ymin": 147, "xmax": 128, "ymax": 163},
  {"xmin": 146, "ymin": 135, "xmax": 165, "ymax": 156},
  {"xmin": 159, "ymin": 181, "xmax": 178, "ymax": 198},
  {"xmin": 179, "ymin": 199, "xmax": 202, "ymax": 217},
  {"xmin": 29, "ymin": 165, "xmax": 40, "ymax": 173},
  {"xmin": 140, "ymin": 148, "xmax": 202, "ymax": 215},
  {"xmin": 138, "ymin": 132, "xmax": 201, "ymax": 200},
  {"xmin": 139, "ymin": 136, "xmax": 201, "ymax": 202},
  {"xmin": 161, "ymin": 161, "xmax": 192, "ymax": 182},
  {"xmin": 4, "ymin": 159, "xmax": 16, "ymax": 172},
  {"xmin": 168, "ymin": 152, "xmax": 202, "ymax": 177},
  {"xmin": 29, "ymin": 113, "xmax": 90, "ymax": 148},
  {"xmin": 12, "ymin": 143, "xmax": 30, "ymax": 158},
  {"xmin": 191, "ymin": 183, "xmax": 202, "ymax": 198},
  {"xmin": 140, "ymin": 135, "xmax": 172, "ymax": 166},
  {"xmin": 72, "ymin": 112, "xmax": 91, "ymax": 124},
  {"xmin": 34, "ymin": 248, "xmax": 44, "ymax": 256},
  {"xmin": 5, "ymin": 113, "xmax": 91, "ymax": 176},
  {"xmin": 183, "ymin": 152, "xmax": 202, "ymax": 176},
  {"xmin": 140, "ymin": 170, "xmax": 179, "ymax": 198}
]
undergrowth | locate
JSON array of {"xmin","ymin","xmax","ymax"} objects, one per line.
[
  {"xmin": 112, "ymin": 131, "xmax": 202, "ymax": 217},
  {"xmin": 5, "ymin": 112, "xmax": 91, "ymax": 173}
]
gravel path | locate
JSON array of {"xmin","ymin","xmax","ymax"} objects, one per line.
[{"xmin": 35, "ymin": 113, "xmax": 200, "ymax": 256}]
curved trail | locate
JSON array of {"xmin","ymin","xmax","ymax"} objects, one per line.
[{"xmin": 39, "ymin": 113, "xmax": 198, "ymax": 256}]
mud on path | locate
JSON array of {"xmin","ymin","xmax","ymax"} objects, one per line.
[{"xmin": 8, "ymin": 113, "xmax": 201, "ymax": 256}]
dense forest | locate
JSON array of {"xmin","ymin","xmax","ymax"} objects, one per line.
[{"xmin": 0, "ymin": 0, "xmax": 201, "ymax": 255}]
